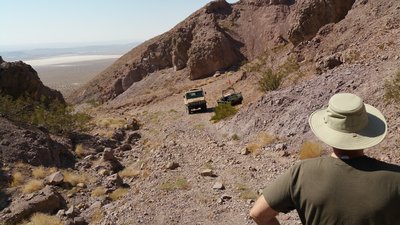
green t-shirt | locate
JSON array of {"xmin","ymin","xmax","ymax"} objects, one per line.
[{"xmin": 263, "ymin": 156, "xmax": 400, "ymax": 225}]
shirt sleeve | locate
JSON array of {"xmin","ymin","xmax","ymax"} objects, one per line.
[{"xmin": 263, "ymin": 165, "xmax": 297, "ymax": 213}]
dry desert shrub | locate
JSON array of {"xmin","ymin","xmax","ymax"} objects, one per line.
[
  {"xmin": 231, "ymin": 133, "xmax": 240, "ymax": 141},
  {"xmin": 95, "ymin": 117, "xmax": 126, "ymax": 129},
  {"xmin": 22, "ymin": 180, "xmax": 44, "ymax": 193},
  {"xmin": 246, "ymin": 143, "xmax": 261, "ymax": 155},
  {"xmin": 246, "ymin": 132, "xmax": 277, "ymax": 155},
  {"xmin": 300, "ymin": 141, "xmax": 324, "ymax": 160},
  {"xmin": 258, "ymin": 132, "xmax": 276, "ymax": 146},
  {"xmin": 11, "ymin": 172, "xmax": 25, "ymax": 187},
  {"xmin": 240, "ymin": 190, "xmax": 259, "ymax": 200},
  {"xmin": 110, "ymin": 188, "xmax": 129, "ymax": 201},
  {"xmin": 31, "ymin": 166, "xmax": 56, "ymax": 179},
  {"xmin": 236, "ymin": 183, "xmax": 258, "ymax": 200},
  {"xmin": 63, "ymin": 171, "xmax": 88, "ymax": 186},
  {"xmin": 384, "ymin": 70, "xmax": 400, "ymax": 105},
  {"xmin": 91, "ymin": 186, "xmax": 107, "ymax": 197},
  {"xmin": 159, "ymin": 178, "xmax": 190, "ymax": 191},
  {"xmin": 74, "ymin": 144, "xmax": 88, "ymax": 158},
  {"xmin": 119, "ymin": 166, "xmax": 141, "ymax": 178},
  {"xmin": 90, "ymin": 207, "xmax": 104, "ymax": 224},
  {"xmin": 29, "ymin": 213, "xmax": 63, "ymax": 225},
  {"xmin": 31, "ymin": 167, "xmax": 47, "ymax": 179}
]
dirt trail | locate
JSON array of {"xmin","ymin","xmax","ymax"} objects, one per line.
[{"xmin": 88, "ymin": 71, "xmax": 301, "ymax": 225}]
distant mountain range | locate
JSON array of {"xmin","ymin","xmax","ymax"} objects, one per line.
[{"xmin": 0, "ymin": 42, "xmax": 140, "ymax": 61}]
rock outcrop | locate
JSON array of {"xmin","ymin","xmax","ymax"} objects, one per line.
[
  {"xmin": 288, "ymin": 0, "xmax": 356, "ymax": 45},
  {"xmin": 1, "ymin": 186, "xmax": 66, "ymax": 225},
  {"xmin": 0, "ymin": 58, "xmax": 65, "ymax": 104}
]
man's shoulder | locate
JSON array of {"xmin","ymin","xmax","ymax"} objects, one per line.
[{"xmin": 295, "ymin": 156, "xmax": 331, "ymax": 167}]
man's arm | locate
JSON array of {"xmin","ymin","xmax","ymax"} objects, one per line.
[{"xmin": 250, "ymin": 195, "xmax": 280, "ymax": 225}]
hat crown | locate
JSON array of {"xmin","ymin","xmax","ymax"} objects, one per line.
[
  {"xmin": 325, "ymin": 93, "xmax": 369, "ymax": 133},
  {"xmin": 329, "ymin": 93, "xmax": 364, "ymax": 114}
]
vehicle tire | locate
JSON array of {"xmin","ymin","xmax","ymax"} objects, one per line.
[
  {"xmin": 201, "ymin": 105, "xmax": 207, "ymax": 112},
  {"xmin": 187, "ymin": 107, "xmax": 191, "ymax": 114}
]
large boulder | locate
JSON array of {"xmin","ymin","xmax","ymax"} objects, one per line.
[
  {"xmin": 0, "ymin": 58, "xmax": 64, "ymax": 104},
  {"xmin": 288, "ymin": 0, "xmax": 356, "ymax": 45},
  {"xmin": 1, "ymin": 186, "xmax": 66, "ymax": 225}
]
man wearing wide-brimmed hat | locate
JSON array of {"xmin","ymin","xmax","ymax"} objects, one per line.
[{"xmin": 250, "ymin": 93, "xmax": 400, "ymax": 225}]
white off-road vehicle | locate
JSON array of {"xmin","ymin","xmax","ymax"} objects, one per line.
[{"xmin": 183, "ymin": 88, "xmax": 207, "ymax": 114}]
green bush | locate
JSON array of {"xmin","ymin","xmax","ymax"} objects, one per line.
[
  {"xmin": 0, "ymin": 93, "xmax": 91, "ymax": 134},
  {"xmin": 258, "ymin": 69, "xmax": 284, "ymax": 92},
  {"xmin": 211, "ymin": 103, "xmax": 238, "ymax": 122},
  {"xmin": 384, "ymin": 71, "xmax": 400, "ymax": 104}
]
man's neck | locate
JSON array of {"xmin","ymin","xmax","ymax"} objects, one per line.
[{"xmin": 331, "ymin": 148, "xmax": 365, "ymax": 159}]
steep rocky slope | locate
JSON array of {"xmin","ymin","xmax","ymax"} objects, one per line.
[{"xmin": 69, "ymin": 0, "xmax": 356, "ymax": 104}]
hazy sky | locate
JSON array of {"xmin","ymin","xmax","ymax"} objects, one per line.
[{"xmin": 0, "ymin": 0, "xmax": 238, "ymax": 51}]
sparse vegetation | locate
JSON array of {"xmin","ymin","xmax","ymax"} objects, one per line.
[
  {"xmin": 74, "ymin": 144, "xmax": 87, "ymax": 158},
  {"xmin": 90, "ymin": 207, "xmax": 104, "ymax": 224},
  {"xmin": 258, "ymin": 69, "xmax": 284, "ymax": 92},
  {"xmin": 246, "ymin": 143, "xmax": 261, "ymax": 155},
  {"xmin": 32, "ymin": 167, "xmax": 47, "ymax": 179},
  {"xmin": 240, "ymin": 190, "xmax": 259, "ymax": 200},
  {"xmin": 236, "ymin": 183, "xmax": 258, "ymax": 200},
  {"xmin": 204, "ymin": 162, "xmax": 214, "ymax": 170},
  {"xmin": 159, "ymin": 178, "xmax": 190, "ymax": 191},
  {"xmin": 26, "ymin": 213, "xmax": 63, "ymax": 225},
  {"xmin": 91, "ymin": 186, "xmax": 107, "ymax": 197},
  {"xmin": 11, "ymin": 172, "xmax": 25, "ymax": 187},
  {"xmin": 279, "ymin": 56, "xmax": 300, "ymax": 76},
  {"xmin": 110, "ymin": 188, "xmax": 129, "ymax": 201},
  {"xmin": 95, "ymin": 117, "xmax": 126, "ymax": 129},
  {"xmin": 231, "ymin": 133, "xmax": 240, "ymax": 141},
  {"xmin": 86, "ymin": 99, "xmax": 100, "ymax": 107},
  {"xmin": 384, "ymin": 71, "xmax": 400, "ymax": 105},
  {"xmin": 299, "ymin": 141, "xmax": 324, "ymax": 160},
  {"xmin": 245, "ymin": 132, "xmax": 277, "ymax": 155},
  {"xmin": 211, "ymin": 103, "xmax": 238, "ymax": 122},
  {"xmin": 22, "ymin": 180, "xmax": 44, "ymax": 193},
  {"xmin": 194, "ymin": 123, "xmax": 205, "ymax": 130},
  {"xmin": 0, "ymin": 93, "xmax": 91, "ymax": 135},
  {"xmin": 119, "ymin": 166, "xmax": 141, "ymax": 178},
  {"xmin": 343, "ymin": 49, "xmax": 361, "ymax": 63},
  {"xmin": 63, "ymin": 171, "xmax": 88, "ymax": 186}
]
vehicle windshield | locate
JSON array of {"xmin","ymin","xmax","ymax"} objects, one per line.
[{"xmin": 186, "ymin": 91, "xmax": 204, "ymax": 99}]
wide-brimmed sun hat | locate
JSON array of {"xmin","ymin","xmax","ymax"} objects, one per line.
[{"xmin": 309, "ymin": 93, "xmax": 387, "ymax": 150}]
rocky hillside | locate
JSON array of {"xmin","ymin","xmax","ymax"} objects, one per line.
[
  {"xmin": 69, "ymin": 0, "xmax": 357, "ymax": 104},
  {"xmin": 1, "ymin": 0, "xmax": 400, "ymax": 224}
]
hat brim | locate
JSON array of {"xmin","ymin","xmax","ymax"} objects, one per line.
[{"xmin": 309, "ymin": 104, "xmax": 387, "ymax": 150}]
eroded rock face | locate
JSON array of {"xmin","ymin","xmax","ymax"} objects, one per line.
[
  {"xmin": 0, "ymin": 59, "xmax": 64, "ymax": 104},
  {"xmin": 288, "ymin": 0, "xmax": 356, "ymax": 45},
  {"xmin": 70, "ymin": 0, "xmax": 245, "ymax": 102},
  {"xmin": 188, "ymin": 28, "xmax": 243, "ymax": 79},
  {"xmin": 69, "ymin": 0, "xmax": 357, "ymax": 103},
  {"xmin": 0, "ymin": 118, "xmax": 75, "ymax": 167}
]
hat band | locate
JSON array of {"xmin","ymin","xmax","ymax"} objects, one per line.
[{"xmin": 323, "ymin": 105, "xmax": 369, "ymax": 133}]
